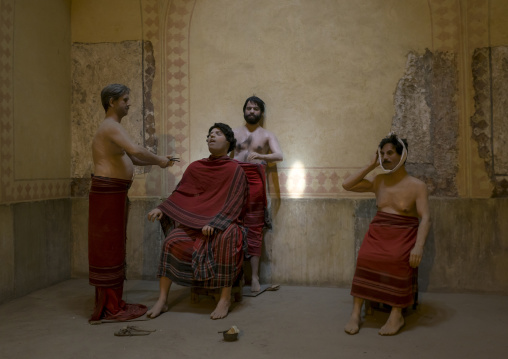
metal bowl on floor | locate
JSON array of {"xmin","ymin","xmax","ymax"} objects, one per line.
[
  {"xmin": 220, "ymin": 325, "xmax": 239, "ymax": 341},
  {"xmin": 223, "ymin": 331, "xmax": 238, "ymax": 341}
]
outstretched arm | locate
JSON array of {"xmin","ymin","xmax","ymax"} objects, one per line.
[
  {"xmin": 342, "ymin": 152, "xmax": 379, "ymax": 193},
  {"xmin": 128, "ymin": 153, "xmax": 175, "ymax": 167},
  {"xmin": 409, "ymin": 183, "xmax": 431, "ymax": 268},
  {"xmin": 108, "ymin": 122, "xmax": 174, "ymax": 168}
]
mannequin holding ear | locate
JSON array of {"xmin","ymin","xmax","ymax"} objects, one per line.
[{"xmin": 342, "ymin": 133, "xmax": 431, "ymax": 336}]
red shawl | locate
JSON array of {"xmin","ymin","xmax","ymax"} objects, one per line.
[{"xmin": 158, "ymin": 156, "xmax": 248, "ymax": 230}]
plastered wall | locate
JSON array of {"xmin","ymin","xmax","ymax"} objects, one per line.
[
  {"xmin": 0, "ymin": 0, "xmax": 72, "ymax": 304},
  {"xmin": 1, "ymin": 0, "xmax": 71, "ymax": 203},
  {"xmin": 68, "ymin": 0, "xmax": 508, "ymax": 200}
]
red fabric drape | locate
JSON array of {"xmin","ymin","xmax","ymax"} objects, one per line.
[
  {"xmin": 351, "ymin": 211, "xmax": 420, "ymax": 308},
  {"xmin": 236, "ymin": 161, "xmax": 267, "ymax": 257},
  {"xmin": 88, "ymin": 176, "xmax": 147, "ymax": 322}
]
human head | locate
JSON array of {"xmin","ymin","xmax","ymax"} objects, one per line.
[
  {"xmin": 242, "ymin": 96, "xmax": 265, "ymax": 114},
  {"xmin": 378, "ymin": 134, "xmax": 408, "ymax": 157},
  {"xmin": 243, "ymin": 97, "xmax": 264, "ymax": 125},
  {"xmin": 207, "ymin": 122, "xmax": 236, "ymax": 154},
  {"xmin": 101, "ymin": 84, "xmax": 130, "ymax": 112},
  {"xmin": 378, "ymin": 134, "xmax": 408, "ymax": 172}
]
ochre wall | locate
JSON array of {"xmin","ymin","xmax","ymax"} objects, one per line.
[
  {"xmin": 68, "ymin": 0, "xmax": 508, "ymax": 200},
  {"xmin": 0, "ymin": 0, "xmax": 72, "ymax": 304},
  {"xmin": 1, "ymin": 0, "xmax": 71, "ymax": 203}
]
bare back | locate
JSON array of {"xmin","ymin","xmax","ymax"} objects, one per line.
[
  {"xmin": 233, "ymin": 126, "xmax": 277, "ymax": 164},
  {"xmin": 92, "ymin": 119, "xmax": 134, "ymax": 180},
  {"xmin": 373, "ymin": 174, "xmax": 426, "ymax": 217}
]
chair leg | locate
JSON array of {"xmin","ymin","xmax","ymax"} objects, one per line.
[{"xmin": 191, "ymin": 288, "xmax": 200, "ymax": 303}]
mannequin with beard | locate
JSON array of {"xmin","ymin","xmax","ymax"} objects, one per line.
[{"xmin": 232, "ymin": 96, "xmax": 283, "ymax": 292}]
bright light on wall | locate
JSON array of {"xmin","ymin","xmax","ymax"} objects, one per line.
[{"xmin": 287, "ymin": 161, "xmax": 306, "ymax": 198}]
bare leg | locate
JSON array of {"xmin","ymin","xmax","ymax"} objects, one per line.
[
  {"xmin": 210, "ymin": 286, "xmax": 231, "ymax": 320},
  {"xmin": 147, "ymin": 276, "xmax": 172, "ymax": 319},
  {"xmin": 250, "ymin": 256, "xmax": 261, "ymax": 292},
  {"xmin": 379, "ymin": 307, "xmax": 405, "ymax": 336},
  {"xmin": 344, "ymin": 297, "xmax": 364, "ymax": 335}
]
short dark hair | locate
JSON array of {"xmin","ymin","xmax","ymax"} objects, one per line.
[
  {"xmin": 243, "ymin": 96, "xmax": 265, "ymax": 114},
  {"xmin": 101, "ymin": 84, "xmax": 130, "ymax": 112},
  {"xmin": 208, "ymin": 122, "xmax": 237, "ymax": 153},
  {"xmin": 379, "ymin": 134, "xmax": 408, "ymax": 155}
]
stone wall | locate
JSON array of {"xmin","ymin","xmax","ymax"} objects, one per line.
[
  {"xmin": 71, "ymin": 40, "xmax": 156, "ymax": 196},
  {"xmin": 0, "ymin": 200, "xmax": 72, "ymax": 305},
  {"xmin": 392, "ymin": 50, "xmax": 459, "ymax": 196},
  {"xmin": 471, "ymin": 46, "xmax": 508, "ymax": 197}
]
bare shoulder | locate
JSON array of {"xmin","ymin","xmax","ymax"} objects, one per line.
[
  {"xmin": 407, "ymin": 175, "xmax": 428, "ymax": 193},
  {"xmin": 407, "ymin": 175, "xmax": 426, "ymax": 186},
  {"xmin": 261, "ymin": 126, "xmax": 276, "ymax": 137},
  {"xmin": 100, "ymin": 119, "xmax": 123, "ymax": 132}
]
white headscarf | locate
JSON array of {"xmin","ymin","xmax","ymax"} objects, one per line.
[{"xmin": 378, "ymin": 135, "xmax": 407, "ymax": 174}]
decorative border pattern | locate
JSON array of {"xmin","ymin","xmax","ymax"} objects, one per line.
[
  {"xmin": 132, "ymin": 0, "xmax": 196, "ymax": 197},
  {"xmin": 271, "ymin": 167, "xmax": 375, "ymax": 198},
  {"xmin": 162, "ymin": 0, "xmax": 196, "ymax": 192}
]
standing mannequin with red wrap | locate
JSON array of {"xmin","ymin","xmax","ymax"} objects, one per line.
[
  {"xmin": 88, "ymin": 84, "xmax": 175, "ymax": 323},
  {"xmin": 342, "ymin": 134, "xmax": 431, "ymax": 336},
  {"xmin": 232, "ymin": 96, "xmax": 283, "ymax": 292}
]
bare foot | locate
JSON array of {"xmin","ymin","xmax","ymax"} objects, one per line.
[
  {"xmin": 251, "ymin": 277, "xmax": 261, "ymax": 292},
  {"xmin": 379, "ymin": 311, "xmax": 405, "ymax": 336},
  {"xmin": 146, "ymin": 299, "xmax": 168, "ymax": 319},
  {"xmin": 210, "ymin": 298, "xmax": 231, "ymax": 320},
  {"xmin": 344, "ymin": 314, "xmax": 361, "ymax": 335}
]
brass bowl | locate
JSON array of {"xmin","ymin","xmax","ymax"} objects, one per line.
[
  {"xmin": 222, "ymin": 331, "xmax": 238, "ymax": 341},
  {"xmin": 220, "ymin": 325, "xmax": 239, "ymax": 341}
]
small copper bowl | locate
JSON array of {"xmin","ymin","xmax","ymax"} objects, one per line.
[{"xmin": 220, "ymin": 325, "xmax": 239, "ymax": 341}]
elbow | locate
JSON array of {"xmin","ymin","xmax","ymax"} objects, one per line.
[{"xmin": 342, "ymin": 183, "xmax": 351, "ymax": 191}]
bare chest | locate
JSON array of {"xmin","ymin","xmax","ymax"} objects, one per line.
[
  {"xmin": 375, "ymin": 183, "xmax": 418, "ymax": 216},
  {"xmin": 235, "ymin": 132, "xmax": 270, "ymax": 154}
]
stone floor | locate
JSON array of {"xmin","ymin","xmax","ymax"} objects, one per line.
[{"xmin": 0, "ymin": 279, "xmax": 506, "ymax": 359}]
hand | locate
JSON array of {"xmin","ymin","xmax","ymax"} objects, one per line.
[
  {"xmin": 409, "ymin": 245, "xmax": 424, "ymax": 268},
  {"xmin": 370, "ymin": 151, "xmax": 380, "ymax": 168},
  {"xmin": 202, "ymin": 225, "xmax": 215, "ymax": 236},
  {"xmin": 247, "ymin": 152, "xmax": 262, "ymax": 162},
  {"xmin": 159, "ymin": 156, "xmax": 176, "ymax": 168},
  {"xmin": 147, "ymin": 208, "xmax": 163, "ymax": 222}
]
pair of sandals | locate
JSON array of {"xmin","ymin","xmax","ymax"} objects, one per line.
[{"xmin": 114, "ymin": 325, "xmax": 156, "ymax": 336}]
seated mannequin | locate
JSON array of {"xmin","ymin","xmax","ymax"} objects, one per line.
[
  {"xmin": 342, "ymin": 134, "xmax": 431, "ymax": 336},
  {"xmin": 146, "ymin": 123, "xmax": 248, "ymax": 320}
]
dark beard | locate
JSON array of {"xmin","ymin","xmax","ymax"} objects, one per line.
[{"xmin": 244, "ymin": 113, "xmax": 262, "ymax": 125}]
